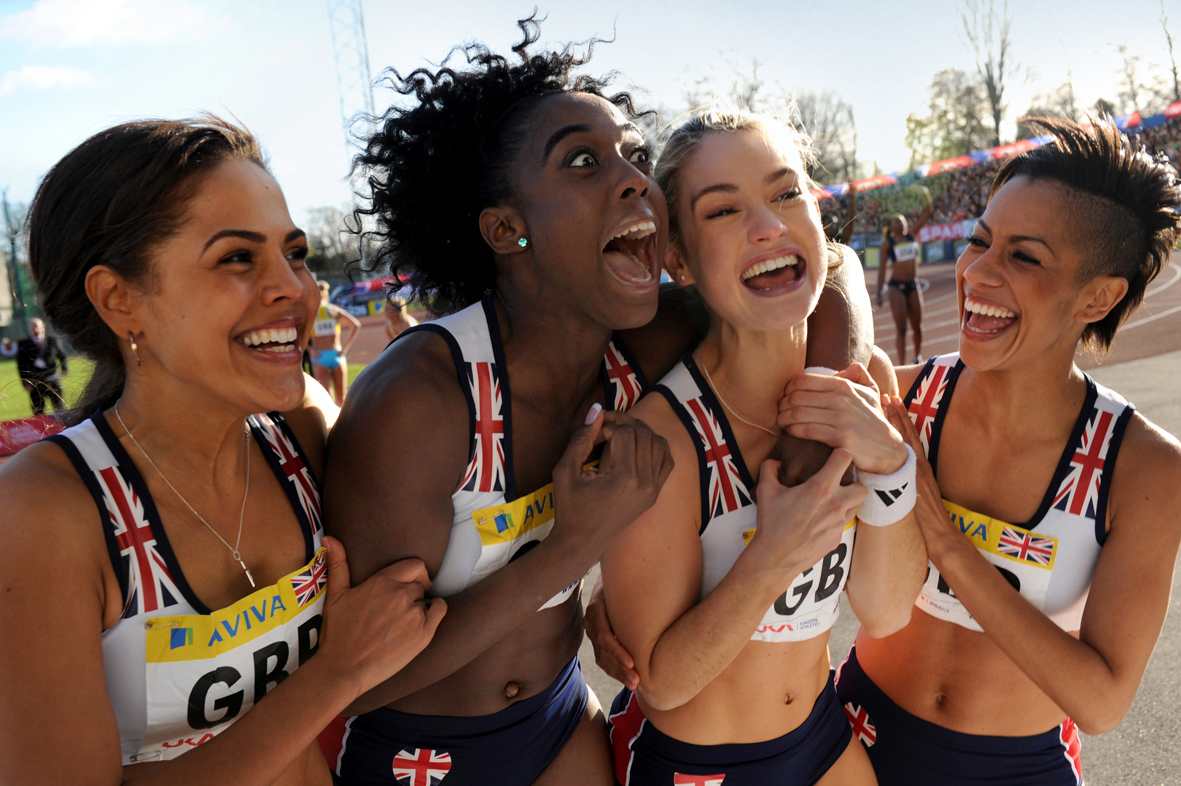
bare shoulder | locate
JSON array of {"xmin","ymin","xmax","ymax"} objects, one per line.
[
  {"xmin": 893, "ymin": 362, "xmax": 926, "ymax": 397},
  {"xmin": 279, "ymin": 373, "xmax": 340, "ymax": 478},
  {"xmin": 867, "ymin": 345, "xmax": 900, "ymax": 397},
  {"xmin": 1109, "ymin": 412, "xmax": 1181, "ymax": 526},
  {"xmin": 631, "ymin": 390, "xmax": 696, "ymax": 490}
]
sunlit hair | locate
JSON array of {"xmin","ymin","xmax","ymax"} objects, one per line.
[
  {"xmin": 992, "ymin": 117, "xmax": 1181, "ymax": 351},
  {"xmin": 653, "ymin": 103, "xmax": 817, "ymax": 248}
]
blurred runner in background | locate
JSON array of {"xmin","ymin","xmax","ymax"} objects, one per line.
[
  {"xmin": 16, "ymin": 317, "xmax": 68, "ymax": 416},
  {"xmin": 310, "ymin": 280, "xmax": 361, "ymax": 405}
]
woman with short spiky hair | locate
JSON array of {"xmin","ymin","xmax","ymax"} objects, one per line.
[{"xmin": 835, "ymin": 117, "xmax": 1181, "ymax": 785}]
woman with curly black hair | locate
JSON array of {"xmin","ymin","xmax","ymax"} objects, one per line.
[{"xmin": 319, "ymin": 17, "xmax": 875, "ymax": 785}]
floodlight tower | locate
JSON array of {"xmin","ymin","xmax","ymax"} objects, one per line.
[{"xmin": 326, "ymin": 0, "xmax": 376, "ymax": 157}]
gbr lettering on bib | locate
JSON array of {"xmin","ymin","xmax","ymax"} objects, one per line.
[
  {"xmin": 140, "ymin": 548, "xmax": 327, "ymax": 759},
  {"xmin": 917, "ymin": 501, "xmax": 1057, "ymax": 631},
  {"xmin": 742, "ymin": 520, "xmax": 856, "ymax": 642}
]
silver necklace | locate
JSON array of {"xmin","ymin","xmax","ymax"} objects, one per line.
[
  {"xmin": 114, "ymin": 403, "xmax": 255, "ymax": 588},
  {"xmin": 696, "ymin": 347, "xmax": 779, "ymax": 437}
]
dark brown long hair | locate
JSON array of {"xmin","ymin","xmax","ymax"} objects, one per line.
[{"xmin": 27, "ymin": 116, "xmax": 266, "ymax": 423}]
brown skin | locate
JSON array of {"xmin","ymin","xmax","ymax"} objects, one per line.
[
  {"xmin": 325, "ymin": 95, "xmax": 874, "ymax": 783},
  {"xmin": 875, "ymin": 189, "xmax": 933, "ymax": 363},
  {"xmin": 858, "ymin": 177, "xmax": 1181, "ymax": 739},
  {"xmin": 0, "ymin": 160, "xmax": 444, "ymax": 786}
]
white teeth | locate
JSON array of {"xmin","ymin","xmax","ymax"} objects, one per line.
[
  {"xmin": 742, "ymin": 255, "xmax": 798, "ymax": 281},
  {"xmin": 612, "ymin": 220, "xmax": 656, "ymax": 241},
  {"xmin": 627, "ymin": 254, "xmax": 653, "ymax": 282},
  {"xmin": 237, "ymin": 326, "xmax": 299, "ymax": 347},
  {"xmin": 964, "ymin": 298, "xmax": 1016, "ymax": 319}
]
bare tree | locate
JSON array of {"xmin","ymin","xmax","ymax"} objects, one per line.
[
  {"xmin": 905, "ymin": 68, "xmax": 991, "ymax": 162},
  {"xmin": 1018, "ymin": 75, "xmax": 1080, "ymax": 137},
  {"xmin": 1163, "ymin": 0, "xmax": 1181, "ymax": 103},
  {"xmin": 961, "ymin": 0, "xmax": 1018, "ymax": 146},
  {"xmin": 1116, "ymin": 44, "xmax": 1144, "ymax": 113},
  {"xmin": 304, "ymin": 205, "xmax": 355, "ymax": 280}
]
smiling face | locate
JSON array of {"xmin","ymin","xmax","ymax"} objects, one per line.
[
  {"xmin": 667, "ymin": 129, "xmax": 827, "ymax": 333},
  {"xmin": 955, "ymin": 175, "xmax": 1127, "ymax": 371},
  {"xmin": 506, "ymin": 92, "xmax": 667, "ymax": 329},
  {"xmin": 129, "ymin": 158, "xmax": 318, "ymax": 413}
]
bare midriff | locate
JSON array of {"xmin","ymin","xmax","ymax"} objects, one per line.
[
  {"xmin": 638, "ymin": 634, "xmax": 832, "ymax": 746},
  {"xmin": 855, "ymin": 608, "xmax": 1073, "ymax": 737}
]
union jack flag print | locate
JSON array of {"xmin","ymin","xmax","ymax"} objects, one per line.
[
  {"xmin": 392, "ymin": 748, "xmax": 451, "ymax": 786},
  {"xmin": 255, "ymin": 415, "xmax": 322, "ymax": 533},
  {"xmin": 1052, "ymin": 407, "xmax": 1115, "ymax": 519},
  {"xmin": 97, "ymin": 465, "xmax": 181, "ymax": 617},
  {"xmin": 603, "ymin": 341, "xmax": 643, "ymax": 412},
  {"xmin": 685, "ymin": 397, "xmax": 751, "ymax": 519},
  {"xmin": 291, "ymin": 550, "xmax": 327, "ymax": 607},
  {"xmin": 461, "ymin": 362, "xmax": 506, "ymax": 494},
  {"xmin": 844, "ymin": 702, "xmax": 877, "ymax": 746},
  {"xmin": 673, "ymin": 774, "xmax": 725, "ymax": 786},
  {"xmin": 997, "ymin": 526, "xmax": 1055, "ymax": 567},
  {"xmin": 907, "ymin": 363, "xmax": 951, "ymax": 454}
]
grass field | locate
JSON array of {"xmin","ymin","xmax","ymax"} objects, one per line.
[{"xmin": 0, "ymin": 358, "xmax": 367, "ymax": 421}]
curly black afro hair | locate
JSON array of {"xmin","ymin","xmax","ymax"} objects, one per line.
[{"xmin": 353, "ymin": 14, "xmax": 649, "ymax": 316}]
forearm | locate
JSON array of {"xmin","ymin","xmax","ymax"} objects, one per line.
[
  {"xmin": 344, "ymin": 533, "xmax": 596, "ymax": 714},
  {"xmin": 930, "ymin": 534, "xmax": 1131, "ymax": 733},
  {"xmin": 807, "ymin": 252, "xmax": 873, "ymax": 369},
  {"xmin": 124, "ymin": 656, "xmax": 353, "ymax": 786},
  {"xmin": 845, "ymin": 514, "xmax": 925, "ymax": 638},
  {"xmin": 640, "ymin": 554, "xmax": 793, "ymax": 711}
]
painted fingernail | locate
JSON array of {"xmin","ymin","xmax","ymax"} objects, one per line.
[{"xmin": 585, "ymin": 403, "xmax": 603, "ymax": 424}]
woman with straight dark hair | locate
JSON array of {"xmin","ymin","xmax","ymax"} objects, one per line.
[{"xmin": 0, "ymin": 116, "xmax": 444, "ymax": 786}]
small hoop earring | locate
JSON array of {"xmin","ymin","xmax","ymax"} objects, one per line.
[
  {"xmin": 129, "ymin": 333, "xmax": 141, "ymax": 367},
  {"xmin": 517, "ymin": 237, "xmax": 529, "ymax": 248}
]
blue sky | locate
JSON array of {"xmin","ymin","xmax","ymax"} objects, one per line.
[{"xmin": 0, "ymin": 0, "xmax": 1174, "ymax": 225}]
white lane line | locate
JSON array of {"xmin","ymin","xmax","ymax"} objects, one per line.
[
  {"xmin": 1143, "ymin": 261, "xmax": 1181, "ymax": 299},
  {"xmin": 1122, "ymin": 302, "xmax": 1181, "ymax": 329}
]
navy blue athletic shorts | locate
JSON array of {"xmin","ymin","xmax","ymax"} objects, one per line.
[
  {"xmin": 607, "ymin": 671, "xmax": 852, "ymax": 786},
  {"xmin": 835, "ymin": 646, "xmax": 1083, "ymax": 785},
  {"xmin": 325, "ymin": 656, "xmax": 588, "ymax": 785}
]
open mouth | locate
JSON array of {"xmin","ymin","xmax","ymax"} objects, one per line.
[
  {"xmin": 741, "ymin": 253, "xmax": 804, "ymax": 291},
  {"xmin": 236, "ymin": 326, "xmax": 299, "ymax": 354},
  {"xmin": 602, "ymin": 220, "xmax": 657, "ymax": 286},
  {"xmin": 962, "ymin": 296, "xmax": 1018, "ymax": 338}
]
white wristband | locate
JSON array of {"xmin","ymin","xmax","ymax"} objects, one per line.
[
  {"xmin": 856, "ymin": 444, "xmax": 917, "ymax": 526},
  {"xmin": 804, "ymin": 366, "xmax": 839, "ymax": 376}
]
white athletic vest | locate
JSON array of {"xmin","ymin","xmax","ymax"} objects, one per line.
[
  {"xmin": 399, "ymin": 296, "xmax": 649, "ymax": 609},
  {"xmin": 313, "ymin": 305, "xmax": 339, "ymax": 338},
  {"xmin": 48, "ymin": 412, "xmax": 325, "ymax": 765},
  {"xmin": 904, "ymin": 353, "xmax": 1134, "ymax": 632},
  {"xmin": 654, "ymin": 356, "xmax": 857, "ymax": 643}
]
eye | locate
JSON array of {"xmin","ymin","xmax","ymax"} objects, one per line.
[
  {"xmin": 287, "ymin": 246, "xmax": 309, "ymax": 268},
  {"xmin": 220, "ymin": 249, "xmax": 253, "ymax": 266},
  {"xmin": 628, "ymin": 147, "xmax": 651, "ymax": 165},
  {"xmin": 705, "ymin": 206, "xmax": 736, "ymax": 220},
  {"xmin": 775, "ymin": 188, "xmax": 802, "ymax": 204},
  {"xmin": 568, "ymin": 151, "xmax": 598, "ymax": 168},
  {"xmin": 966, "ymin": 235, "xmax": 988, "ymax": 248},
  {"xmin": 1012, "ymin": 249, "xmax": 1042, "ymax": 266}
]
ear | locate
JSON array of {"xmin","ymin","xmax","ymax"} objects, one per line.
[
  {"xmin": 663, "ymin": 241, "xmax": 696, "ymax": 286},
  {"xmin": 85, "ymin": 265, "xmax": 142, "ymax": 340},
  {"xmin": 478, "ymin": 205, "xmax": 529, "ymax": 256},
  {"xmin": 1076, "ymin": 275, "xmax": 1129, "ymax": 325}
]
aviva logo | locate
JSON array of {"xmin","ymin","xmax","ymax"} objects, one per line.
[
  {"xmin": 942, "ymin": 499, "xmax": 1057, "ymax": 571},
  {"xmin": 473, "ymin": 484, "xmax": 555, "ymax": 546}
]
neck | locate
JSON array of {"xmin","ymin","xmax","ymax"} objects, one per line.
[
  {"xmin": 113, "ymin": 373, "xmax": 251, "ymax": 495},
  {"xmin": 954, "ymin": 344, "xmax": 1088, "ymax": 437},
  {"xmin": 697, "ymin": 318, "xmax": 808, "ymax": 432},
  {"xmin": 494, "ymin": 284, "xmax": 613, "ymax": 413}
]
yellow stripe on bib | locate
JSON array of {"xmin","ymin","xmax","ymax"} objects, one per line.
[
  {"xmin": 473, "ymin": 483, "xmax": 556, "ymax": 547},
  {"xmin": 145, "ymin": 547, "xmax": 327, "ymax": 663},
  {"xmin": 941, "ymin": 500, "xmax": 1057, "ymax": 571}
]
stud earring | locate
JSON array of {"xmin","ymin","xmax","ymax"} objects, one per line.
[
  {"xmin": 517, "ymin": 237, "xmax": 529, "ymax": 248},
  {"xmin": 679, "ymin": 275, "xmax": 686, "ymax": 282},
  {"xmin": 129, "ymin": 333, "xmax": 141, "ymax": 367}
]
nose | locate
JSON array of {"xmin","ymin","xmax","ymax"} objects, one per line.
[
  {"xmin": 749, "ymin": 202, "xmax": 790, "ymax": 245},
  {"xmin": 615, "ymin": 158, "xmax": 650, "ymax": 202},
  {"xmin": 959, "ymin": 241, "xmax": 1005, "ymax": 290},
  {"xmin": 260, "ymin": 249, "xmax": 309, "ymax": 305}
]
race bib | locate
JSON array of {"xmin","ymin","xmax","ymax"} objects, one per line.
[
  {"xmin": 139, "ymin": 548, "xmax": 327, "ymax": 760},
  {"xmin": 742, "ymin": 519, "xmax": 857, "ymax": 642},
  {"xmin": 893, "ymin": 241, "xmax": 919, "ymax": 263},
  {"xmin": 470, "ymin": 482, "xmax": 578, "ymax": 610},
  {"xmin": 313, "ymin": 318, "xmax": 337, "ymax": 336},
  {"xmin": 916, "ymin": 500, "xmax": 1056, "ymax": 631}
]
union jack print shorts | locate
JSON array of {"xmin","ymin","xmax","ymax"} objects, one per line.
[
  {"xmin": 834, "ymin": 646, "xmax": 1083, "ymax": 786},
  {"xmin": 322, "ymin": 655, "xmax": 588, "ymax": 785},
  {"xmin": 607, "ymin": 671, "xmax": 852, "ymax": 786}
]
